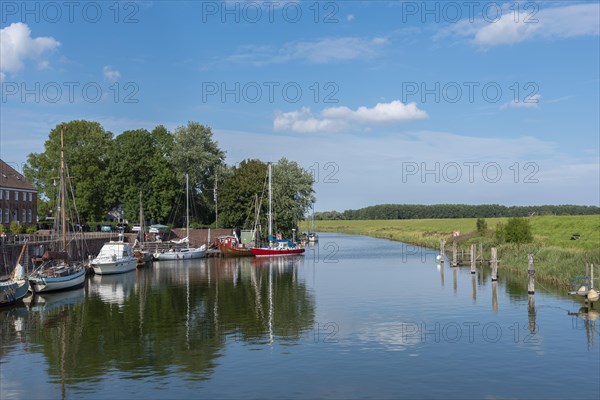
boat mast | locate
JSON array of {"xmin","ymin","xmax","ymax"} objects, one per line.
[
  {"xmin": 186, "ymin": 173, "xmax": 190, "ymax": 245},
  {"xmin": 139, "ymin": 191, "xmax": 144, "ymax": 242},
  {"xmin": 60, "ymin": 126, "xmax": 67, "ymax": 253},
  {"xmin": 268, "ymin": 163, "xmax": 272, "ymax": 240}
]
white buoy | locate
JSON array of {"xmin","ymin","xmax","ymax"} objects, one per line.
[
  {"xmin": 436, "ymin": 255, "xmax": 442, "ymax": 261},
  {"xmin": 587, "ymin": 289, "xmax": 599, "ymax": 303}
]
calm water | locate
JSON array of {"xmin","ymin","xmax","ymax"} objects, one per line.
[{"xmin": 1, "ymin": 233, "xmax": 598, "ymax": 399}]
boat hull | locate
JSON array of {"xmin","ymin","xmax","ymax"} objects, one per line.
[
  {"xmin": 249, "ymin": 247, "xmax": 305, "ymax": 257},
  {"xmin": 0, "ymin": 279, "xmax": 29, "ymax": 306},
  {"xmin": 29, "ymin": 268, "xmax": 86, "ymax": 293},
  {"xmin": 92, "ymin": 259, "xmax": 137, "ymax": 275},
  {"xmin": 219, "ymin": 243, "xmax": 254, "ymax": 257},
  {"xmin": 153, "ymin": 247, "xmax": 206, "ymax": 260}
]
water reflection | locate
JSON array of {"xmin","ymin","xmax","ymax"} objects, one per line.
[{"xmin": 1, "ymin": 256, "xmax": 315, "ymax": 394}]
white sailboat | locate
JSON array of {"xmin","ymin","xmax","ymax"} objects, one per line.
[
  {"xmin": 153, "ymin": 174, "xmax": 206, "ymax": 260},
  {"xmin": 29, "ymin": 127, "xmax": 87, "ymax": 293},
  {"xmin": 308, "ymin": 201, "xmax": 318, "ymax": 243}
]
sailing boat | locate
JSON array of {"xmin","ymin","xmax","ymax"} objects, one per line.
[
  {"xmin": 308, "ymin": 201, "xmax": 318, "ymax": 243},
  {"xmin": 0, "ymin": 240, "xmax": 29, "ymax": 306},
  {"xmin": 249, "ymin": 163, "xmax": 305, "ymax": 257},
  {"xmin": 133, "ymin": 192, "xmax": 153, "ymax": 266},
  {"xmin": 29, "ymin": 127, "xmax": 87, "ymax": 293},
  {"xmin": 153, "ymin": 174, "xmax": 206, "ymax": 260}
]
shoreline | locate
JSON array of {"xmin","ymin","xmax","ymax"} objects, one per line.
[{"xmin": 308, "ymin": 216, "xmax": 600, "ymax": 288}]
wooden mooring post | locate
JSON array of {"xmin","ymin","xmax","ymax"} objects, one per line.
[
  {"xmin": 490, "ymin": 247, "xmax": 498, "ymax": 281},
  {"xmin": 451, "ymin": 240, "xmax": 458, "ymax": 267},
  {"xmin": 470, "ymin": 244, "xmax": 476, "ymax": 274},
  {"xmin": 527, "ymin": 253, "xmax": 535, "ymax": 294}
]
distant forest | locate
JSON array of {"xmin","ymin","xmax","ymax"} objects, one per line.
[{"xmin": 315, "ymin": 204, "xmax": 600, "ymax": 220}]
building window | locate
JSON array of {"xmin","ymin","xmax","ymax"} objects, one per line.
[
  {"xmin": 29, "ymin": 192, "xmax": 33, "ymax": 202},
  {"xmin": 0, "ymin": 190, "xmax": 2, "ymax": 200},
  {"xmin": 6, "ymin": 190, "xmax": 9, "ymax": 201},
  {"xmin": 15, "ymin": 191, "xmax": 19, "ymax": 201},
  {"xmin": 0, "ymin": 208, "xmax": 2, "ymax": 224},
  {"xmin": 22, "ymin": 209, "xmax": 26, "ymax": 224},
  {"xmin": 28, "ymin": 209, "xmax": 32, "ymax": 223}
]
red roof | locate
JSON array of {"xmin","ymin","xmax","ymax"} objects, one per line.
[{"xmin": 0, "ymin": 159, "xmax": 36, "ymax": 191}]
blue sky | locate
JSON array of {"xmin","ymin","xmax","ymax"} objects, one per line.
[{"xmin": 1, "ymin": 1, "xmax": 599, "ymax": 211}]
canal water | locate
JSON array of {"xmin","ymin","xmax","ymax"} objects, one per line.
[{"xmin": 1, "ymin": 233, "xmax": 598, "ymax": 399}]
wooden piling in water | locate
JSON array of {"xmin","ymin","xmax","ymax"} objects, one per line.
[
  {"xmin": 527, "ymin": 253, "xmax": 535, "ymax": 294},
  {"xmin": 439, "ymin": 239, "xmax": 445, "ymax": 263},
  {"xmin": 470, "ymin": 244, "xmax": 476, "ymax": 274},
  {"xmin": 491, "ymin": 247, "xmax": 498, "ymax": 281},
  {"xmin": 452, "ymin": 240, "xmax": 458, "ymax": 267}
]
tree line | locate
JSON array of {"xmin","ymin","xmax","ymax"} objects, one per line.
[
  {"xmin": 315, "ymin": 204, "xmax": 600, "ymax": 220},
  {"xmin": 24, "ymin": 120, "xmax": 314, "ymax": 237}
]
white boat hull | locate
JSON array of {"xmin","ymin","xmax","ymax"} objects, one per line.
[
  {"xmin": 92, "ymin": 258, "xmax": 137, "ymax": 275},
  {"xmin": 153, "ymin": 247, "xmax": 206, "ymax": 260},
  {"xmin": 29, "ymin": 268, "xmax": 87, "ymax": 293}
]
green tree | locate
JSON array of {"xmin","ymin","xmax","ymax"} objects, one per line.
[
  {"xmin": 476, "ymin": 218, "xmax": 488, "ymax": 235},
  {"xmin": 24, "ymin": 120, "xmax": 113, "ymax": 222},
  {"xmin": 271, "ymin": 158, "xmax": 315, "ymax": 237},
  {"xmin": 170, "ymin": 122, "xmax": 226, "ymax": 225},
  {"xmin": 106, "ymin": 128, "xmax": 180, "ymax": 225},
  {"xmin": 218, "ymin": 160, "xmax": 267, "ymax": 229}
]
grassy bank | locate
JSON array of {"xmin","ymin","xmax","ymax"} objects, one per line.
[{"xmin": 303, "ymin": 216, "xmax": 600, "ymax": 287}]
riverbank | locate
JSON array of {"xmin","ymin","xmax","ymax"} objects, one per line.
[{"xmin": 305, "ymin": 215, "xmax": 600, "ymax": 287}]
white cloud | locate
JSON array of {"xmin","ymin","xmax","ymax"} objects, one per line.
[
  {"xmin": 274, "ymin": 101, "xmax": 428, "ymax": 133},
  {"xmin": 0, "ymin": 22, "xmax": 60, "ymax": 80},
  {"xmin": 103, "ymin": 65, "xmax": 121, "ymax": 83},
  {"xmin": 501, "ymin": 94, "xmax": 541, "ymax": 110},
  {"xmin": 439, "ymin": 3, "xmax": 599, "ymax": 48},
  {"xmin": 229, "ymin": 36, "xmax": 388, "ymax": 66}
]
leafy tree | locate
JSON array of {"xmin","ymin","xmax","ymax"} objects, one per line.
[
  {"xmin": 271, "ymin": 158, "xmax": 315, "ymax": 237},
  {"xmin": 218, "ymin": 159, "xmax": 267, "ymax": 229},
  {"xmin": 106, "ymin": 128, "xmax": 180, "ymax": 224},
  {"xmin": 170, "ymin": 122, "xmax": 226, "ymax": 224},
  {"xmin": 476, "ymin": 218, "xmax": 488, "ymax": 235},
  {"xmin": 24, "ymin": 120, "xmax": 113, "ymax": 222}
]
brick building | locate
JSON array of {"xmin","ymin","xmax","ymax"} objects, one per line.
[{"xmin": 0, "ymin": 160, "xmax": 37, "ymax": 229}]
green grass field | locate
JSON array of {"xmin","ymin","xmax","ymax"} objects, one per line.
[{"xmin": 303, "ymin": 215, "xmax": 600, "ymax": 286}]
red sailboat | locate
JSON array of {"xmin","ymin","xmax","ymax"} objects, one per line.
[{"xmin": 249, "ymin": 163, "xmax": 305, "ymax": 257}]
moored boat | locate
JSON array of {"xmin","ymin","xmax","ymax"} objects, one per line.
[
  {"xmin": 91, "ymin": 239, "xmax": 137, "ymax": 275},
  {"xmin": 1, "ymin": 242, "xmax": 29, "ymax": 306},
  {"xmin": 218, "ymin": 236, "xmax": 254, "ymax": 257},
  {"xmin": 153, "ymin": 174, "xmax": 206, "ymax": 261},
  {"xmin": 249, "ymin": 163, "xmax": 305, "ymax": 257},
  {"xmin": 28, "ymin": 127, "xmax": 88, "ymax": 293}
]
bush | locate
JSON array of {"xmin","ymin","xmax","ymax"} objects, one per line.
[
  {"xmin": 496, "ymin": 218, "xmax": 533, "ymax": 244},
  {"xmin": 476, "ymin": 218, "xmax": 487, "ymax": 235},
  {"xmin": 9, "ymin": 221, "xmax": 24, "ymax": 235},
  {"xmin": 26, "ymin": 226, "xmax": 37, "ymax": 234}
]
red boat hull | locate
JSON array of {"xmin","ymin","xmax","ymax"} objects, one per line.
[{"xmin": 249, "ymin": 247, "xmax": 305, "ymax": 257}]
